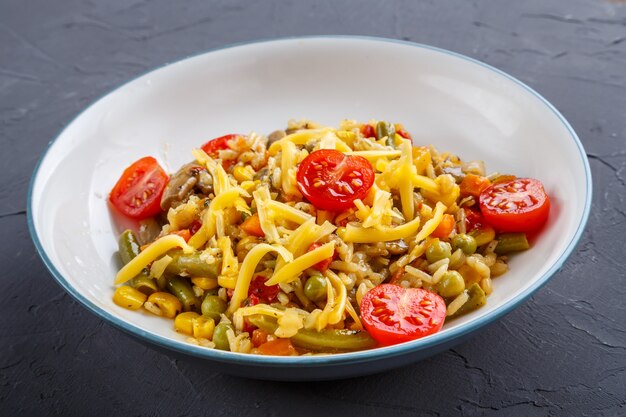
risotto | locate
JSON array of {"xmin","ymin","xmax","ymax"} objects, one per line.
[{"xmin": 108, "ymin": 119, "xmax": 550, "ymax": 355}]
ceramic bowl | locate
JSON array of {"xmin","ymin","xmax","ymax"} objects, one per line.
[{"xmin": 28, "ymin": 36, "xmax": 591, "ymax": 380}]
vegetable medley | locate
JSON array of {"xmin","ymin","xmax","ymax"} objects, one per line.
[{"xmin": 109, "ymin": 119, "xmax": 550, "ymax": 355}]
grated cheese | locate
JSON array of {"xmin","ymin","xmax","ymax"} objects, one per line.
[{"xmin": 115, "ymin": 235, "xmax": 193, "ymax": 284}]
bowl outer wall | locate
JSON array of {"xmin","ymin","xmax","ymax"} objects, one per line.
[{"xmin": 27, "ymin": 36, "xmax": 592, "ymax": 379}]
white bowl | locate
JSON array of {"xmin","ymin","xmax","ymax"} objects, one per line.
[{"xmin": 28, "ymin": 36, "xmax": 591, "ymax": 380}]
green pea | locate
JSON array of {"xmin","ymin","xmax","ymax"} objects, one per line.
[
  {"xmin": 426, "ymin": 239, "xmax": 452, "ymax": 264},
  {"xmin": 437, "ymin": 271, "xmax": 465, "ymax": 298},
  {"xmin": 213, "ymin": 322, "xmax": 233, "ymax": 351},
  {"xmin": 201, "ymin": 295, "xmax": 227, "ymax": 321},
  {"xmin": 451, "ymin": 234, "xmax": 477, "ymax": 255},
  {"xmin": 304, "ymin": 274, "xmax": 328, "ymax": 302}
]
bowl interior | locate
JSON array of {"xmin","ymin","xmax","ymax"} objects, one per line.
[{"xmin": 29, "ymin": 37, "xmax": 589, "ymax": 364}]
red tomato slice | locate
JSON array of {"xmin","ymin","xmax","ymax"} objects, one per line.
[
  {"xmin": 465, "ymin": 208, "xmax": 489, "ymax": 232},
  {"xmin": 479, "ymin": 178, "xmax": 550, "ymax": 233},
  {"xmin": 248, "ymin": 275, "xmax": 280, "ymax": 303},
  {"xmin": 201, "ymin": 134, "xmax": 242, "ymax": 170},
  {"xmin": 307, "ymin": 242, "xmax": 336, "ymax": 272},
  {"xmin": 360, "ymin": 284, "xmax": 446, "ymax": 346},
  {"xmin": 109, "ymin": 156, "xmax": 168, "ymax": 220},
  {"xmin": 360, "ymin": 124, "xmax": 375, "ymax": 138},
  {"xmin": 296, "ymin": 149, "xmax": 375, "ymax": 212},
  {"xmin": 396, "ymin": 128, "xmax": 412, "ymax": 140}
]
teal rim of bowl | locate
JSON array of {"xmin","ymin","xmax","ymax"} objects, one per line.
[{"xmin": 27, "ymin": 35, "xmax": 593, "ymax": 367}]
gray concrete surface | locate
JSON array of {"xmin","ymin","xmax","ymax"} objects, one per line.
[{"xmin": 1, "ymin": 0, "xmax": 625, "ymax": 415}]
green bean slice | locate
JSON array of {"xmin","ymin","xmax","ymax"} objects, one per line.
[
  {"xmin": 118, "ymin": 230, "xmax": 157, "ymax": 295},
  {"xmin": 452, "ymin": 283, "xmax": 486, "ymax": 317},
  {"xmin": 166, "ymin": 276, "xmax": 200, "ymax": 312},
  {"xmin": 128, "ymin": 275, "xmax": 158, "ymax": 295},
  {"xmin": 165, "ymin": 252, "xmax": 221, "ymax": 278},
  {"xmin": 495, "ymin": 233, "xmax": 530, "ymax": 255},
  {"xmin": 118, "ymin": 230, "xmax": 141, "ymax": 265},
  {"xmin": 376, "ymin": 121, "xmax": 396, "ymax": 148},
  {"xmin": 247, "ymin": 315, "xmax": 376, "ymax": 352}
]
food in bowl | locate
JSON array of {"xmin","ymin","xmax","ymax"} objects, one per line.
[{"xmin": 108, "ymin": 119, "xmax": 550, "ymax": 355}]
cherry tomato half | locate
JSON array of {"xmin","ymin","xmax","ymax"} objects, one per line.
[
  {"xmin": 109, "ymin": 156, "xmax": 168, "ymax": 220},
  {"xmin": 360, "ymin": 284, "xmax": 446, "ymax": 346},
  {"xmin": 201, "ymin": 134, "xmax": 242, "ymax": 170},
  {"xmin": 479, "ymin": 178, "xmax": 550, "ymax": 233},
  {"xmin": 296, "ymin": 149, "xmax": 375, "ymax": 212}
]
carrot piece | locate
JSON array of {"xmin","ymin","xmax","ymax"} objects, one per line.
[
  {"xmin": 256, "ymin": 338, "xmax": 296, "ymax": 356},
  {"xmin": 431, "ymin": 214, "xmax": 455, "ymax": 239},
  {"xmin": 460, "ymin": 174, "xmax": 491, "ymax": 198},
  {"xmin": 171, "ymin": 229, "xmax": 191, "ymax": 242},
  {"xmin": 240, "ymin": 213, "xmax": 265, "ymax": 237}
]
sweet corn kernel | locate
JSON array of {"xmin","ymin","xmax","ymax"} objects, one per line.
[
  {"xmin": 218, "ymin": 275, "xmax": 237, "ymax": 289},
  {"xmin": 233, "ymin": 165, "xmax": 254, "ymax": 182},
  {"xmin": 240, "ymin": 180, "xmax": 256, "ymax": 193},
  {"xmin": 147, "ymin": 292, "xmax": 182, "ymax": 318},
  {"xmin": 192, "ymin": 316, "xmax": 215, "ymax": 339},
  {"xmin": 113, "ymin": 286, "xmax": 147, "ymax": 310},
  {"xmin": 191, "ymin": 277, "xmax": 218, "ymax": 290},
  {"xmin": 174, "ymin": 311, "xmax": 200, "ymax": 335}
]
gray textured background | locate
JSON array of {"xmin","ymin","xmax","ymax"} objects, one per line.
[{"xmin": 2, "ymin": 0, "xmax": 625, "ymax": 416}]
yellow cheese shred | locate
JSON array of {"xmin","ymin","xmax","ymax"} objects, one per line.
[
  {"xmin": 325, "ymin": 270, "xmax": 347, "ymax": 325},
  {"xmin": 280, "ymin": 141, "xmax": 300, "ymax": 196},
  {"xmin": 227, "ymin": 244, "xmax": 293, "ymax": 315},
  {"xmin": 115, "ymin": 235, "xmax": 193, "ymax": 285},
  {"xmin": 338, "ymin": 215, "xmax": 422, "ymax": 243},
  {"xmin": 344, "ymin": 300, "xmax": 363, "ymax": 330},
  {"xmin": 398, "ymin": 141, "xmax": 415, "ymax": 221},
  {"xmin": 414, "ymin": 201, "xmax": 447, "ymax": 242},
  {"xmin": 274, "ymin": 218, "xmax": 316, "ymax": 271},
  {"xmin": 412, "ymin": 173, "xmax": 440, "ymax": 194},
  {"xmin": 192, "ymin": 148, "xmax": 232, "ymax": 196},
  {"xmin": 188, "ymin": 187, "xmax": 249, "ymax": 249},
  {"xmin": 273, "ymin": 218, "xmax": 335, "ymax": 272},
  {"xmin": 344, "ymin": 150, "xmax": 402, "ymax": 162},
  {"xmin": 253, "ymin": 187, "xmax": 280, "ymax": 243},
  {"xmin": 149, "ymin": 255, "xmax": 173, "ymax": 279},
  {"xmin": 266, "ymin": 200, "xmax": 313, "ymax": 225},
  {"xmin": 315, "ymin": 277, "xmax": 335, "ymax": 331},
  {"xmin": 355, "ymin": 188, "xmax": 394, "ymax": 228},
  {"xmin": 217, "ymin": 236, "xmax": 238, "ymax": 289},
  {"xmin": 265, "ymin": 241, "xmax": 336, "ymax": 286},
  {"xmin": 268, "ymin": 128, "xmax": 332, "ymax": 155}
]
